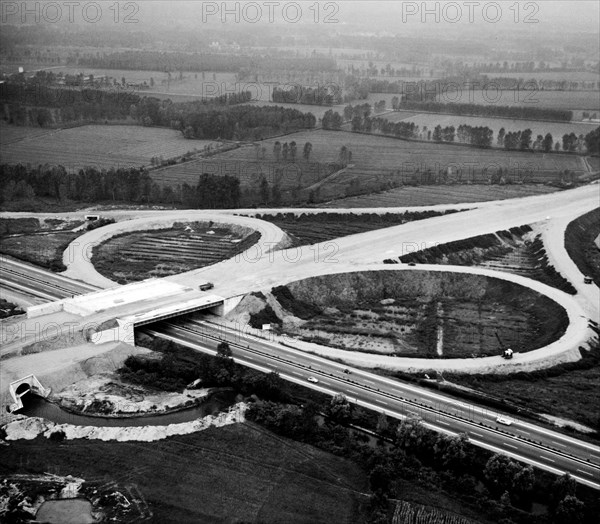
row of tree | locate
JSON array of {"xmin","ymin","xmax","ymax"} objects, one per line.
[
  {"xmin": 342, "ymin": 107, "xmax": 600, "ymax": 154},
  {"xmin": 272, "ymin": 85, "xmax": 342, "ymax": 106},
  {"xmin": 398, "ymin": 99, "xmax": 573, "ymax": 122},
  {"xmin": 76, "ymin": 50, "xmax": 338, "ymax": 74},
  {"xmin": 0, "ymin": 164, "xmax": 244, "ymax": 209}
]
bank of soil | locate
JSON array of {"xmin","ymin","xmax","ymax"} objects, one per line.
[
  {"xmin": 92, "ymin": 221, "xmax": 260, "ymax": 284},
  {"xmin": 256, "ymin": 209, "xmax": 458, "ymax": 247},
  {"xmin": 391, "ymin": 225, "xmax": 577, "ymax": 295},
  {"xmin": 228, "ymin": 271, "xmax": 568, "ymax": 359},
  {"xmin": 55, "ymin": 375, "xmax": 212, "ymax": 416},
  {"xmin": 565, "ymin": 207, "xmax": 600, "ymax": 287}
]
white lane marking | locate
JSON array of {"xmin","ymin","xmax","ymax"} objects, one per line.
[
  {"xmin": 551, "ymin": 440, "xmax": 567, "ymax": 447},
  {"xmin": 379, "ymin": 400, "xmax": 389, "ymax": 405},
  {"xmin": 437, "ymin": 420, "xmax": 450, "ymax": 426},
  {"xmin": 471, "ymin": 432, "xmax": 483, "ymax": 437},
  {"xmin": 504, "ymin": 443, "xmax": 518, "ymax": 450},
  {"xmin": 576, "ymin": 469, "xmax": 594, "ymax": 477},
  {"xmin": 540, "ymin": 456, "xmax": 555, "ymax": 463}
]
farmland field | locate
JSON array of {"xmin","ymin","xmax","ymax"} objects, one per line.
[
  {"xmin": 0, "ymin": 121, "xmax": 55, "ymax": 145},
  {"xmin": 0, "ymin": 124, "xmax": 216, "ymax": 171},
  {"xmin": 0, "ymin": 423, "xmax": 370, "ymax": 524},
  {"xmin": 317, "ymin": 184, "xmax": 562, "ymax": 207},
  {"xmin": 93, "ymin": 222, "xmax": 260, "ymax": 284},
  {"xmin": 150, "ymin": 143, "xmax": 338, "ymax": 197},
  {"xmin": 383, "ymin": 111, "xmax": 598, "ymax": 142},
  {"xmin": 152, "ymin": 129, "xmax": 585, "ymax": 203},
  {"xmin": 435, "ymin": 88, "xmax": 600, "ymax": 112}
]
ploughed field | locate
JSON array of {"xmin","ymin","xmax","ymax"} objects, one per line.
[
  {"xmin": 271, "ymin": 270, "xmax": 568, "ymax": 359},
  {"xmin": 0, "ymin": 123, "xmax": 215, "ymax": 171},
  {"xmin": 317, "ymin": 184, "xmax": 561, "ymax": 207},
  {"xmin": 93, "ymin": 222, "xmax": 260, "ymax": 284}
]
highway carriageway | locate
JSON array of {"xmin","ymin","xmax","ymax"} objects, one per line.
[
  {"xmin": 0, "ymin": 256, "xmax": 98, "ymax": 300},
  {"xmin": 144, "ymin": 318, "xmax": 600, "ymax": 490}
]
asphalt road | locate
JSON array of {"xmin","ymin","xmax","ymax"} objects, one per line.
[
  {"xmin": 147, "ymin": 318, "xmax": 600, "ymax": 490},
  {"xmin": 1, "ymin": 188, "xmax": 599, "ymax": 488},
  {"xmin": 0, "ymin": 255, "xmax": 98, "ymax": 299}
]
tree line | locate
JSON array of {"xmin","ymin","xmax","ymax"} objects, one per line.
[
  {"xmin": 76, "ymin": 50, "xmax": 338, "ymax": 74},
  {"xmin": 1, "ymin": 80, "xmax": 316, "ymax": 139},
  {"xmin": 0, "ymin": 164, "xmax": 243, "ymax": 209},
  {"xmin": 398, "ymin": 99, "xmax": 573, "ymax": 122},
  {"xmin": 341, "ymin": 106, "xmax": 599, "ymax": 153},
  {"xmin": 272, "ymin": 85, "xmax": 342, "ymax": 106}
]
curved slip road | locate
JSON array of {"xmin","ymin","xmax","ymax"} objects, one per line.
[{"xmin": 60, "ymin": 212, "xmax": 288, "ymax": 288}]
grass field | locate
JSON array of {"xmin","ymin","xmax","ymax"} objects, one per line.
[
  {"xmin": 435, "ymin": 89, "xmax": 600, "ymax": 112},
  {"xmin": 0, "ymin": 232, "xmax": 77, "ymax": 271},
  {"xmin": 0, "ymin": 423, "xmax": 370, "ymax": 523},
  {"xmin": 383, "ymin": 111, "xmax": 598, "ymax": 143},
  {"xmin": 317, "ymin": 184, "xmax": 562, "ymax": 207},
  {"xmin": 0, "ymin": 124, "xmax": 216, "ymax": 171},
  {"xmin": 93, "ymin": 223, "xmax": 260, "ymax": 284}
]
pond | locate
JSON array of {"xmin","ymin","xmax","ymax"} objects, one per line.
[
  {"xmin": 18, "ymin": 389, "xmax": 235, "ymax": 427},
  {"xmin": 36, "ymin": 498, "xmax": 95, "ymax": 524}
]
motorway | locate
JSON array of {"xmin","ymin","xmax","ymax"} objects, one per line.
[
  {"xmin": 145, "ymin": 318, "xmax": 600, "ymax": 490},
  {"xmin": 1, "ymin": 186, "xmax": 599, "ymax": 488},
  {"xmin": 0, "ymin": 255, "xmax": 98, "ymax": 300}
]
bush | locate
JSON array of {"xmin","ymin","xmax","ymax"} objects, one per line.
[{"xmin": 249, "ymin": 304, "xmax": 280, "ymax": 329}]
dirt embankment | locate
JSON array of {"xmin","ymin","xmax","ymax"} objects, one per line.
[
  {"xmin": 390, "ymin": 225, "xmax": 577, "ymax": 295},
  {"xmin": 565, "ymin": 207, "xmax": 600, "ymax": 287},
  {"xmin": 228, "ymin": 270, "xmax": 569, "ymax": 359}
]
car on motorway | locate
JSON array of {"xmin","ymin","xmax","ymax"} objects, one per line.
[
  {"xmin": 584, "ymin": 276, "xmax": 593, "ymax": 284},
  {"xmin": 199, "ymin": 282, "xmax": 214, "ymax": 291},
  {"xmin": 408, "ymin": 262, "xmax": 417, "ymax": 267},
  {"xmin": 342, "ymin": 368, "xmax": 351, "ymax": 374},
  {"xmin": 496, "ymin": 416, "xmax": 513, "ymax": 426},
  {"xmin": 307, "ymin": 376, "xmax": 319, "ymax": 383}
]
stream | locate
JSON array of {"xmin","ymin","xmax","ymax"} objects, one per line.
[{"xmin": 18, "ymin": 389, "xmax": 235, "ymax": 427}]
